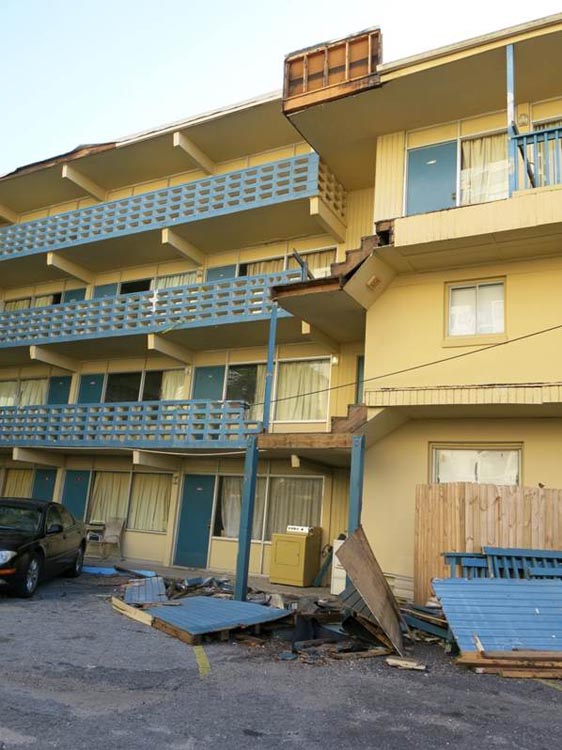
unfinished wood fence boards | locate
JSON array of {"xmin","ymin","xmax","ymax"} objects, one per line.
[{"xmin": 414, "ymin": 483, "xmax": 562, "ymax": 603}]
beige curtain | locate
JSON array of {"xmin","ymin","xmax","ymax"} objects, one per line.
[
  {"xmin": 534, "ymin": 119, "xmax": 562, "ymax": 187},
  {"xmin": 275, "ymin": 360, "xmax": 330, "ymax": 421},
  {"xmin": 0, "ymin": 381, "xmax": 18, "ymax": 407},
  {"xmin": 154, "ymin": 272, "xmax": 197, "ymax": 289},
  {"xmin": 248, "ymin": 364, "xmax": 267, "ymax": 421},
  {"xmin": 127, "ymin": 473, "xmax": 172, "ymax": 532},
  {"xmin": 33, "ymin": 295, "xmax": 55, "ymax": 308},
  {"xmin": 216, "ymin": 476, "xmax": 266, "ymax": 539},
  {"xmin": 289, "ymin": 249, "xmax": 336, "ymax": 279},
  {"xmin": 246, "ymin": 257, "xmax": 285, "ymax": 276},
  {"xmin": 3, "ymin": 469, "xmax": 33, "ymax": 497},
  {"xmin": 88, "ymin": 472, "xmax": 130, "ymax": 523},
  {"xmin": 4, "ymin": 298, "xmax": 31, "ymax": 311},
  {"xmin": 19, "ymin": 379, "xmax": 49, "ymax": 406},
  {"xmin": 265, "ymin": 477, "xmax": 322, "ymax": 540},
  {"xmin": 161, "ymin": 370, "xmax": 186, "ymax": 400},
  {"xmin": 461, "ymin": 133, "xmax": 508, "ymax": 205}
]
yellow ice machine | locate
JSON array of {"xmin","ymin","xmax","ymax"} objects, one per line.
[{"xmin": 269, "ymin": 526, "xmax": 322, "ymax": 586}]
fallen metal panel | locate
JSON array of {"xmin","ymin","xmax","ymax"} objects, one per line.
[
  {"xmin": 147, "ymin": 596, "xmax": 290, "ymax": 636},
  {"xmin": 124, "ymin": 576, "xmax": 168, "ymax": 605},
  {"xmin": 432, "ymin": 578, "xmax": 562, "ymax": 653}
]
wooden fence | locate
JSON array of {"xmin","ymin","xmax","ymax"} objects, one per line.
[{"xmin": 414, "ymin": 483, "xmax": 562, "ymax": 603}]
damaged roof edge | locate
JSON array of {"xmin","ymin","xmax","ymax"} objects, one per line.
[{"xmin": 0, "ymin": 90, "xmax": 283, "ymax": 183}]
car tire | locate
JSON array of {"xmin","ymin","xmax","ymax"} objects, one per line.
[
  {"xmin": 66, "ymin": 545, "xmax": 84, "ymax": 578},
  {"xmin": 13, "ymin": 553, "xmax": 41, "ymax": 598}
]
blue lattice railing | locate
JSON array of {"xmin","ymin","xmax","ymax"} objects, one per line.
[
  {"xmin": 0, "ymin": 154, "xmax": 336, "ymax": 260},
  {"xmin": 0, "ymin": 400, "xmax": 260, "ymax": 448},
  {"xmin": 0, "ymin": 270, "xmax": 302, "ymax": 348}
]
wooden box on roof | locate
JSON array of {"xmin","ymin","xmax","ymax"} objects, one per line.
[{"xmin": 283, "ymin": 28, "xmax": 382, "ymax": 114}]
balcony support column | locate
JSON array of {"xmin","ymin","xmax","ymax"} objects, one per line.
[
  {"xmin": 0, "ymin": 204, "xmax": 17, "ymax": 224},
  {"xmin": 348, "ymin": 434, "xmax": 365, "ymax": 534},
  {"xmin": 29, "ymin": 346, "xmax": 78, "ymax": 372},
  {"xmin": 301, "ymin": 321, "xmax": 340, "ymax": 355},
  {"xmin": 234, "ymin": 435, "xmax": 259, "ymax": 602},
  {"xmin": 506, "ymin": 44, "xmax": 517, "ymax": 197},
  {"xmin": 161, "ymin": 229, "xmax": 204, "ymax": 267},
  {"xmin": 147, "ymin": 334, "xmax": 193, "ymax": 364},
  {"xmin": 173, "ymin": 132, "xmax": 216, "ymax": 175},
  {"xmin": 12, "ymin": 447, "xmax": 65, "ymax": 468},
  {"xmin": 61, "ymin": 164, "xmax": 106, "ymax": 202},
  {"xmin": 262, "ymin": 302, "xmax": 279, "ymax": 432},
  {"xmin": 133, "ymin": 450, "xmax": 180, "ymax": 471},
  {"xmin": 47, "ymin": 252, "xmax": 94, "ymax": 284}
]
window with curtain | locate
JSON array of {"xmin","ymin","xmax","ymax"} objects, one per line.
[
  {"xmin": 245, "ymin": 257, "xmax": 285, "ymax": 276},
  {"xmin": 3, "ymin": 469, "xmax": 33, "ymax": 497},
  {"xmin": 154, "ymin": 272, "xmax": 197, "ymax": 289},
  {"xmin": 213, "ymin": 476, "xmax": 266, "ymax": 539},
  {"xmin": 289, "ymin": 249, "xmax": 336, "ymax": 279},
  {"xmin": 161, "ymin": 370, "xmax": 186, "ymax": 400},
  {"xmin": 19, "ymin": 379, "xmax": 49, "ymax": 406},
  {"xmin": 448, "ymin": 282, "xmax": 504, "ymax": 336},
  {"xmin": 127, "ymin": 473, "xmax": 172, "ymax": 532},
  {"xmin": 4, "ymin": 298, "xmax": 31, "ymax": 311},
  {"xmin": 0, "ymin": 381, "xmax": 18, "ymax": 407},
  {"xmin": 460, "ymin": 133, "xmax": 508, "ymax": 205},
  {"xmin": 534, "ymin": 119, "xmax": 562, "ymax": 187},
  {"xmin": 226, "ymin": 364, "xmax": 266, "ymax": 421},
  {"xmin": 265, "ymin": 477, "xmax": 322, "ymax": 540},
  {"xmin": 433, "ymin": 448, "xmax": 520, "ymax": 485},
  {"xmin": 88, "ymin": 472, "xmax": 130, "ymax": 523},
  {"xmin": 275, "ymin": 360, "xmax": 330, "ymax": 421}
]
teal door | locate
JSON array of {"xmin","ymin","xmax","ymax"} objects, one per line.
[
  {"xmin": 192, "ymin": 366, "xmax": 225, "ymax": 400},
  {"xmin": 78, "ymin": 374, "xmax": 104, "ymax": 403},
  {"xmin": 32, "ymin": 469, "xmax": 57, "ymax": 502},
  {"xmin": 406, "ymin": 141, "xmax": 458, "ymax": 215},
  {"xmin": 61, "ymin": 470, "xmax": 91, "ymax": 520},
  {"xmin": 174, "ymin": 475, "xmax": 216, "ymax": 568},
  {"xmin": 206, "ymin": 265, "xmax": 237, "ymax": 282},
  {"xmin": 47, "ymin": 376, "xmax": 72, "ymax": 404}
]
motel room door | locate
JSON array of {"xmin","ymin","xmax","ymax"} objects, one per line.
[{"xmin": 174, "ymin": 475, "xmax": 216, "ymax": 568}]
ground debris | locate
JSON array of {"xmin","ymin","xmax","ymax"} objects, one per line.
[{"xmin": 386, "ymin": 656, "xmax": 427, "ymax": 671}]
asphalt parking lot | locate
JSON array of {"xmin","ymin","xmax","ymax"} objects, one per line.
[{"xmin": 1, "ymin": 573, "xmax": 561, "ymax": 750}]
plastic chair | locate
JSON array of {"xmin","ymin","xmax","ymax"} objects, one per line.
[{"xmin": 100, "ymin": 517, "xmax": 125, "ymax": 560}]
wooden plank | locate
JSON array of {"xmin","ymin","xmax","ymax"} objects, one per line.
[
  {"xmin": 151, "ymin": 617, "xmax": 201, "ymax": 645},
  {"xmin": 336, "ymin": 526, "xmax": 404, "ymax": 655},
  {"xmin": 111, "ymin": 596, "xmax": 154, "ymax": 626}
]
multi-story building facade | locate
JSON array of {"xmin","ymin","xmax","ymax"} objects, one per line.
[{"xmin": 2, "ymin": 13, "xmax": 562, "ymax": 597}]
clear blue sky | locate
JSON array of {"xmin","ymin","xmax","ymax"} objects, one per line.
[{"xmin": 1, "ymin": 0, "xmax": 561, "ymax": 175}]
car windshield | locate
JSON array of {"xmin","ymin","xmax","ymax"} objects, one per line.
[{"xmin": 0, "ymin": 505, "xmax": 42, "ymax": 533}]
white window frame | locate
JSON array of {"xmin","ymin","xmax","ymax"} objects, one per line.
[
  {"xmin": 446, "ymin": 279, "xmax": 505, "ymax": 339},
  {"xmin": 431, "ymin": 444, "xmax": 522, "ymax": 485}
]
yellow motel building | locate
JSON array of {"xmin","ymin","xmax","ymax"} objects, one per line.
[{"xmin": 1, "ymin": 14, "xmax": 562, "ymax": 598}]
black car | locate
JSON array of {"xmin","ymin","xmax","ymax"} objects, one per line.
[{"xmin": 0, "ymin": 498, "xmax": 86, "ymax": 597}]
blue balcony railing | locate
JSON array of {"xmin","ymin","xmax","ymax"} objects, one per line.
[
  {"xmin": 0, "ymin": 270, "xmax": 302, "ymax": 348},
  {"xmin": 511, "ymin": 125, "xmax": 562, "ymax": 192},
  {"xmin": 0, "ymin": 400, "xmax": 260, "ymax": 449},
  {"xmin": 0, "ymin": 153, "xmax": 336, "ymax": 261}
]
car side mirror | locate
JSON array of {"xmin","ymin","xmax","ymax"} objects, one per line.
[{"xmin": 47, "ymin": 523, "xmax": 63, "ymax": 535}]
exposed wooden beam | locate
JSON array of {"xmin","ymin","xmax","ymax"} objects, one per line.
[
  {"xmin": 29, "ymin": 346, "xmax": 78, "ymax": 372},
  {"xmin": 172, "ymin": 132, "xmax": 216, "ymax": 174},
  {"xmin": 47, "ymin": 252, "xmax": 94, "ymax": 284},
  {"xmin": 290, "ymin": 453, "xmax": 331, "ymax": 472},
  {"xmin": 301, "ymin": 321, "xmax": 340, "ymax": 355},
  {"xmin": 12, "ymin": 447, "xmax": 65, "ymax": 468},
  {"xmin": 161, "ymin": 228, "xmax": 204, "ymax": 267},
  {"xmin": 147, "ymin": 334, "xmax": 193, "ymax": 364},
  {"xmin": 133, "ymin": 450, "xmax": 180, "ymax": 471},
  {"xmin": 0, "ymin": 204, "xmax": 18, "ymax": 224},
  {"xmin": 310, "ymin": 196, "xmax": 346, "ymax": 243},
  {"xmin": 61, "ymin": 164, "xmax": 106, "ymax": 201}
]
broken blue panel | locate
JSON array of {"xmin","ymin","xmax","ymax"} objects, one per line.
[
  {"xmin": 124, "ymin": 576, "xmax": 168, "ymax": 605},
  {"xmin": 82, "ymin": 565, "xmax": 156, "ymax": 577},
  {"xmin": 147, "ymin": 596, "xmax": 290, "ymax": 636},
  {"xmin": 432, "ymin": 578, "xmax": 562, "ymax": 653}
]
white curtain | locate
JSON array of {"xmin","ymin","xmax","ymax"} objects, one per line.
[
  {"xmin": 4, "ymin": 298, "xmax": 30, "ymax": 311},
  {"xmin": 246, "ymin": 257, "xmax": 285, "ymax": 276},
  {"xmin": 248, "ymin": 364, "xmax": 266, "ymax": 421},
  {"xmin": 33, "ymin": 295, "xmax": 55, "ymax": 308},
  {"xmin": 461, "ymin": 133, "xmax": 508, "ymax": 205},
  {"xmin": 0, "ymin": 381, "xmax": 18, "ymax": 406},
  {"xmin": 154, "ymin": 272, "xmax": 197, "ymax": 289},
  {"xmin": 161, "ymin": 370, "xmax": 186, "ymax": 400},
  {"xmin": 216, "ymin": 476, "xmax": 266, "ymax": 540},
  {"xmin": 265, "ymin": 477, "xmax": 322, "ymax": 540},
  {"xmin": 88, "ymin": 472, "xmax": 130, "ymax": 523},
  {"xmin": 275, "ymin": 360, "xmax": 330, "ymax": 421},
  {"xmin": 127, "ymin": 473, "xmax": 172, "ymax": 532},
  {"xmin": 3, "ymin": 469, "xmax": 33, "ymax": 497},
  {"xmin": 289, "ymin": 249, "xmax": 336, "ymax": 279},
  {"xmin": 534, "ymin": 119, "xmax": 562, "ymax": 187},
  {"xmin": 19, "ymin": 379, "xmax": 49, "ymax": 406}
]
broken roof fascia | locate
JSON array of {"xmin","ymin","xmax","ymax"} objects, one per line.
[
  {"xmin": 378, "ymin": 12, "xmax": 562, "ymax": 80},
  {"xmin": 0, "ymin": 90, "xmax": 283, "ymax": 183}
]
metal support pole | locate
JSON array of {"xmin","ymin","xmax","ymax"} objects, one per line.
[
  {"xmin": 262, "ymin": 302, "xmax": 278, "ymax": 431},
  {"xmin": 234, "ymin": 435, "xmax": 259, "ymax": 601},
  {"xmin": 348, "ymin": 434, "xmax": 365, "ymax": 534},
  {"xmin": 506, "ymin": 44, "xmax": 517, "ymax": 196}
]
